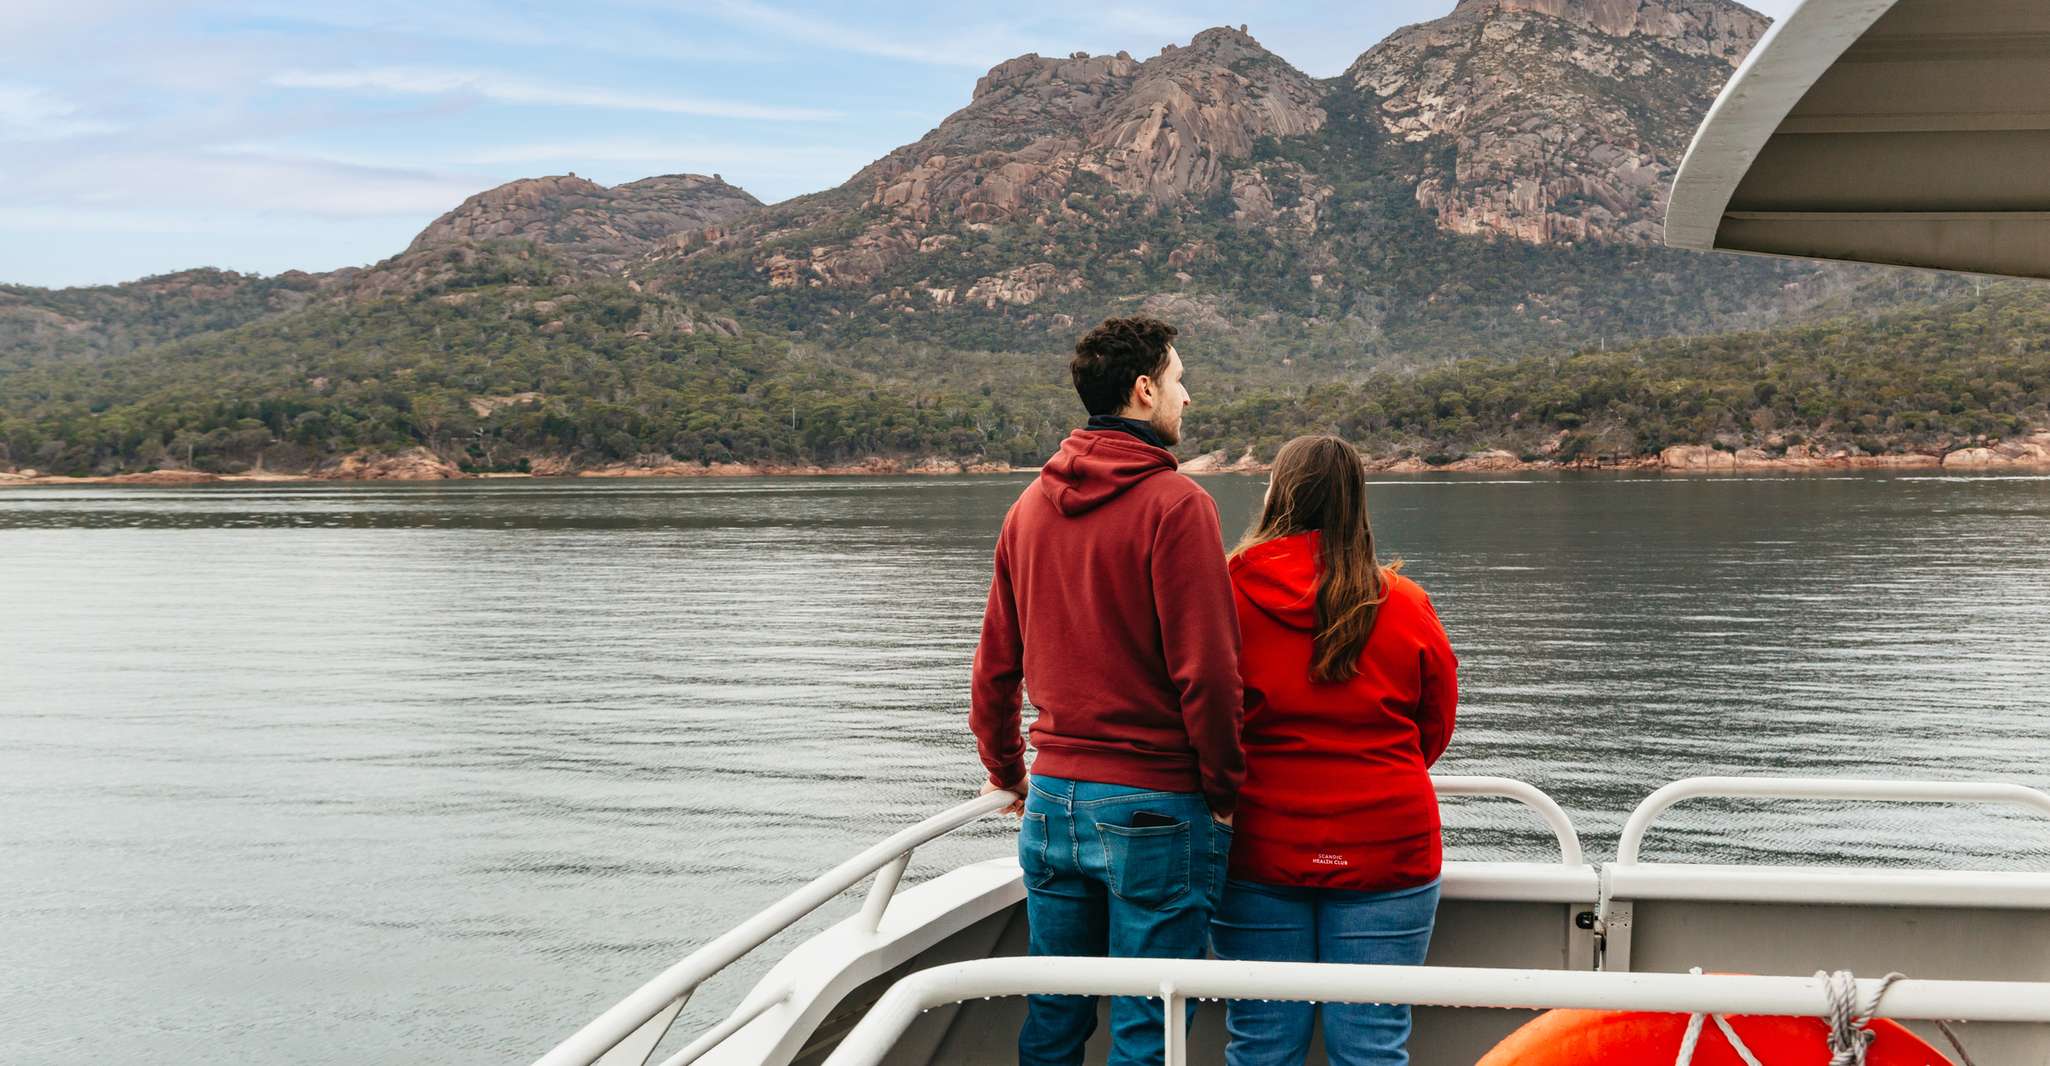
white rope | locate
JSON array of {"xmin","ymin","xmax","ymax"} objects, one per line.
[
  {"xmin": 1820, "ymin": 969, "xmax": 1906, "ymax": 1066},
  {"xmin": 1712, "ymin": 1014, "xmax": 1768, "ymax": 1066},
  {"xmin": 1675, "ymin": 1011, "xmax": 1709, "ymax": 1065},
  {"xmin": 1672, "ymin": 969, "xmax": 1765, "ymax": 1066}
]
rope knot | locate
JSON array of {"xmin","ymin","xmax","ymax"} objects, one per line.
[{"xmin": 1819, "ymin": 969, "xmax": 1905, "ymax": 1066}]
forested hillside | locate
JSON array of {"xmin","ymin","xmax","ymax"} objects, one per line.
[{"xmin": 3, "ymin": 249, "xmax": 2043, "ymax": 478}]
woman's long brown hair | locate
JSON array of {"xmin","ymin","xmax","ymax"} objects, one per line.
[{"xmin": 1231, "ymin": 435, "xmax": 1395, "ymax": 683}]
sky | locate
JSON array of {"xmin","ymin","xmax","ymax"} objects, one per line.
[{"xmin": 0, "ymin": 0, "xmax": 1796, "ymax": 289}]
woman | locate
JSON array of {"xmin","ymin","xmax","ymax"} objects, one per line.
[{"xmin": 1211, "ymin": 435, "xmax": 1459, "ymax": 1066}]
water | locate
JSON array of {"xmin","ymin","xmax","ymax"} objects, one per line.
[{"xmin": 3, "ymin": 473, "xmax": 2048, "ymax": 1064}]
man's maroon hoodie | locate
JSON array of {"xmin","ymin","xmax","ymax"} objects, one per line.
[{"xmin": 970, "ymin": 429, "xmax": 1246, "ymax": 814}]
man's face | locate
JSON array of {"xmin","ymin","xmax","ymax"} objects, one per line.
[{"xmin": 1142, "ymin": 345, "xmax": 1189, "ymax": 446}]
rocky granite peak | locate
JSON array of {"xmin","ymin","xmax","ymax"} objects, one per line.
[
  {"xmin": 1350, "ymin": 0, "xmax": 1769, "ymax": 244},
  {"xmin": 1453, "ymin": 0, "xmax": 1766, "ymax": 64},
  {"xmin": 407, "ymin": 172, "xmax": 762, "ymax": 271},
  {"xmin": 864, "ymin": 26, "xmax": 1324, "ymax": 226}
]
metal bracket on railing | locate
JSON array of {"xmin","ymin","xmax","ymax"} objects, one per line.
[
  {"xmin": 1433, "ymin": 775, "xmax": 1586, "ymax": 865},
  {"xmin": 1614, "ymin": 776, "xmax": 2050, "ymax": 866}
]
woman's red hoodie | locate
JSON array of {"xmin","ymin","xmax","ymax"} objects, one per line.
[{"xmin": 1227, "ymin": 531, "xmax": 1458, "ymax": 892}]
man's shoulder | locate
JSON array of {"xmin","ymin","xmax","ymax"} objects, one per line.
[{"xmin": 1139, "ymin": 469, "xmax": 1213, "ymax": 509}]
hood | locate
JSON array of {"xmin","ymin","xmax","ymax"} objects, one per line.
[
  {"xmin": 1229, "ymin": 531, "xmax": 1322, "ymax": 631},
  {"xmin": 1036, "ymin": 429, "xmax": 1179, "ymax": 516}
]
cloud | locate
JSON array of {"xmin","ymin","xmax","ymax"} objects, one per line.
[
  {"xmin": 240, "ymin": 1, "xmax": 768, "ymax": 66},
  {"xmin": 0, "ymin": 0, "xmax": 168, "ymax": 43},
  {"xmin": 0, "ymin": 84, "xmax": 121, "ymax": 141},
  {"xmin": 270, "ymin": 67, "xmax": 839, "ymax": 122},
  {"xmin": 453, "ymin": 138, "xmax": 875, "ymax": 174},
  {"xmin": 693, "ymin": 0, "xmax": 1015, "ymax": 68},
  {"xmin": 11, "ymin": 147, "xmax": 481, "ymax": 218}
]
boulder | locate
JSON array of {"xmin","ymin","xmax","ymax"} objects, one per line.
[
  {"xmin": 1449, "ymin": 449, "xmax": 1523, "ymax": 471},
  {"xmin": 1660, "ymin": 445, "xmax": 1737, "ymax": 470},
  {"xmin": 317, "ymin": 448, "xmax": 464, "ymax": 481}
]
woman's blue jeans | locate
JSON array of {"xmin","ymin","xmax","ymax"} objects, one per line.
[
  {"xmin": 1017, "ymin": 775, "xmax": 1231, "ymax": 1066},
  {"xmin": 1209, "ymin": 877, "xmax": 1441, "ymax": 1066}
]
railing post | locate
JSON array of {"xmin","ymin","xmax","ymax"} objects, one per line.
[
  {"xmin": 1161, "ymin": 982, "xmax": 1186, "ymax": 1066},
  {"xmin": 860, "ymin": 851, "xmax": 913, "ymax": 933}
]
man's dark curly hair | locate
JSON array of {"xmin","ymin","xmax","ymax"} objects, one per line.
[{"xmin": 1070, "ymin": 316, "xmax": 1178, "ymax": 417}]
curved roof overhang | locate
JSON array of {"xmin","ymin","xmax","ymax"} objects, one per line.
[{"xmin": 1666, "ymin": 0, "xmax": 2050, "ymax": 279}]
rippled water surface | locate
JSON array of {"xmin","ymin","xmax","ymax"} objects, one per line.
[{"xmin": 4, "ymin": 473, "xmax": 2049, "ymax": 1065}]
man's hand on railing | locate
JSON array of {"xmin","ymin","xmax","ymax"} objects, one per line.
[{"xmin": 979, "ymin": 778, "xmax": 1025, "ymax": 816}]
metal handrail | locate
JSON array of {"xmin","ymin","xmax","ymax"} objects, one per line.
[
  {"xmin": 535, "ymin": 775, "xmax": 1583, "ymax": 1066},
  {"xmin": 1615, "ymin": 776, "xmax": 2050, "ymax": 865},
  {"xmin": 818, "ymin": 958, "xmax": 2050, "ymax": 1066},
  {"xmin": 530, "ymin": 790, "xmax": 1014, "ymax": 1066},
  {"xmin": 1433, "ymin": 775, "xmax": 1585, "ymax": 865}
]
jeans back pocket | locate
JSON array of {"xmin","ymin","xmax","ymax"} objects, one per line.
[
  {"xmin": 1099, "ymin": 820, "xmax": 1191, "ymax": 907},
  {"xmin": 1019, "ymin": 810, "xmax": 1056, "ymax": 888}
]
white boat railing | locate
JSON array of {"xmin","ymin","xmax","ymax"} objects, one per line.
[
  {"xmin": 531, "ymin": 790, "xmax": 1016, "ymax": 1066},
  {"xmin": 1433, "ymin": 774, "xmax": 1585, "ymax": 864},
  {"xmin": 1615, "ymin": 776, "xmax": 2050, "ymax": 865},
  {"xmin": 532, "ymin": 775, "xmax": 1587, "ymax": 1066},
  {"xmin": 817, "ymin": 957, "xmax": 2050, "ymax": 1066}
]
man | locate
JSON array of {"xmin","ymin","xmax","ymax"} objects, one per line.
[{"xmin": 970, "ymin": 315, "xmax": 1246, "ymax": 1066}]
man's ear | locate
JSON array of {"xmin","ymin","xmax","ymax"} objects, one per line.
[{"xmin": 1130, "ymin": 374, "xmax": 1156, "ymax": 413}]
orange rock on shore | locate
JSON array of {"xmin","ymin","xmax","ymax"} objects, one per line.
[
  {"xmin": 105, "ymin": 470, "xmax": 223, "ymax": 485},
  {"xmin": 574, "ymin": 455, "xmax": 1015, "ymax": 478},
  {"xmin": 316, "ymin": 447, "xmax": 465, "ymax": 480},
  {"xmin": 1179, "ymin": 448, "xmax": 1264, "ymax": 474},
  {"xmin": 1942, "ymin": 433, "xmax": 2050, "ymax": 469}
]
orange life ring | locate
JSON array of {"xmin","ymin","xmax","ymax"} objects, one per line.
[{"xmin": 1476, "ymin": 1007, "xmax": 1951, "ymax": 1066}]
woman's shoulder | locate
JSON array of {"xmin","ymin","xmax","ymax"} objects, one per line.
[
  {"xmin": 1380, "ymin": 567, "xmax": 1430, "ymax": 602},
  {"xmin": 1379, "ymin": 569, "xmax": 1446, "ymax": 625}
]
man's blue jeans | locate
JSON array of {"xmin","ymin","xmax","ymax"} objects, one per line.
[
  {"xmin": 1017, "ymin": 775, "xmax": 1230, "ymax": 1066},
  {"xmin": 1209, "ymin": 877, "xmax": 1440, "ymax": 1066}
]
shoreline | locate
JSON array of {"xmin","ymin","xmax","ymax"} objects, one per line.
[{"xmin": 5, "ymin": 437, "xmax": 2049, "ymax": 488}]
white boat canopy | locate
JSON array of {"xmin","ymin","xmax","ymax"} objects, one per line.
[{"xmin": 1665, "ymin": 0, "xmax": 2050, "ymax": 279}]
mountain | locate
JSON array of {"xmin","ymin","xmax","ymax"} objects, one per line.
[
  {"xmin": 5, "ymin": 0, "xmax": 2028, "ymax": 480},
  {"xmin": 9, "ymin": 1, "xmax": 1831, "ymax": 370},
  {"xmin": 0, "ymin": 268, "xmax": 324, "ymax": 371},
  {"xmin": 1348, "ymin": 0, "xmax": 1769, "ymax": 244},
  {"xmin": 864, "ymin": 28, "xmax": 1326, "ymax": 224},
  {"xmin": 632, "ymin": 3, "xmax": 1916, "ymax": 364},
  {"xmin": 407, "ymin": 172, "xmax": 762, "ymax": 272}
]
